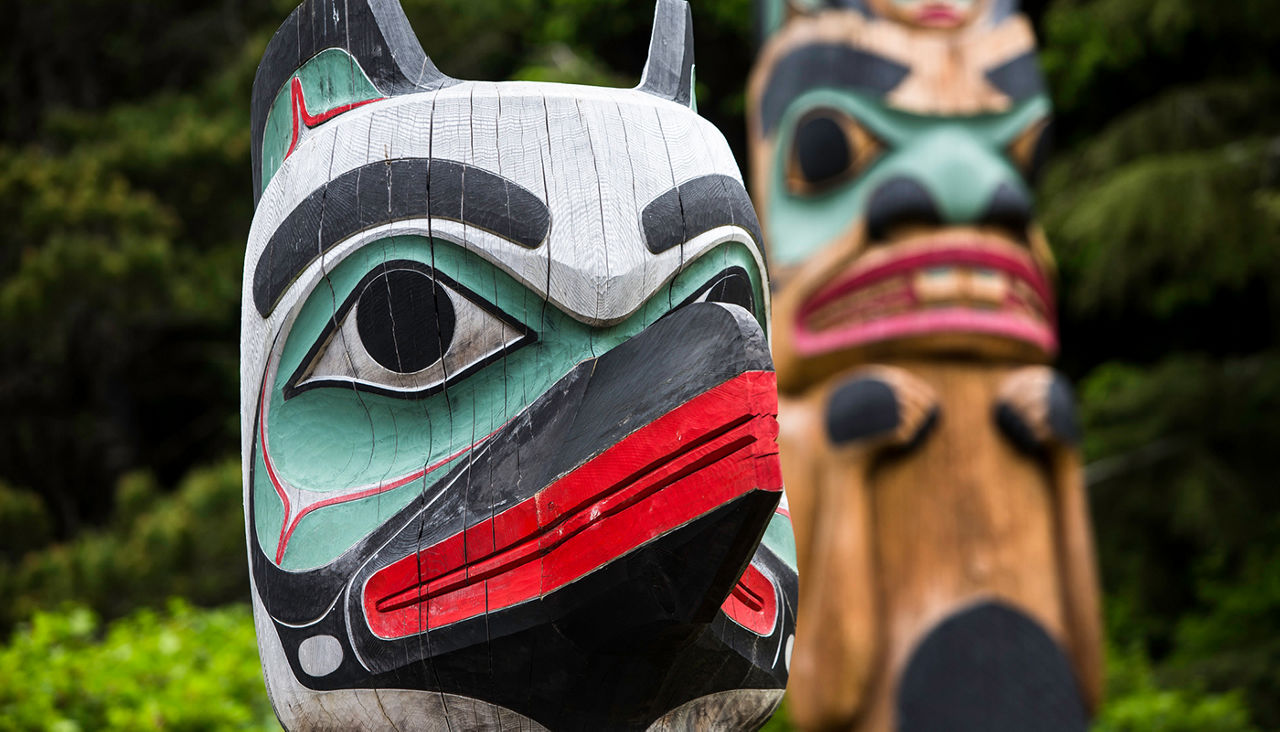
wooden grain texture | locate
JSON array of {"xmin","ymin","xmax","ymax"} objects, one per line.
[
  {"xmin": 749, "ymin": 0, "xmax": 1102, "ymax": 728},
  {"xmin": 242, "ymin": 0, "xmax": 797, "ymax": 729}
]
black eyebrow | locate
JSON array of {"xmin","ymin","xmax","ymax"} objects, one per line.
[
  {"xmin": 758, "ymin": 44, "xmax": 910, "ymax": 135},
  {"xmin": 641, "ymin": 174, "xmax": 763, "ymax": 255},
  {"xmin": 252, "ymin": 158, "xmax": 549, "ymax": 317},
  {"xmin": 984, "ymin": 51, "xmax": 1046, "ymax": 102}
]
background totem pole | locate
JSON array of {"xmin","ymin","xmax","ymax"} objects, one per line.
[
  {"xmin": 748, "ymin": 0, "xmax": 1103, "ymax": 729},
  {"xmin": 241, "ymin": 0, "xmax": 797, "ymax": 728}
]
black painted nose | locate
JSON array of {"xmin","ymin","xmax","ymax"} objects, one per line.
[
  {"xmin": 866, "ymin": 178, "xmax": 942, "ymax": 241},
  {"xmin": 866, "ymin": 177, "xmax": 1034, "ymax": 241},
  {"xmin": 978, "ymin": 183, "xmax": 1034, "ymax": 240}
]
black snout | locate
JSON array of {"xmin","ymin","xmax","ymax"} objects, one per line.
[
  {"xmin": 866, "ymin": 177, "xmax": 1034, "ymax": 243},
  {"xmin": 978, "ymin": 183, "xmax": 1034, "ymax": 242},
  {"xmin": 866, "ymin": 177, "xmax": 942, "ymax": 241}
]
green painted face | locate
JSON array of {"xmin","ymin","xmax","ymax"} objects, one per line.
[
  {"xmin": 766, "ymin": 89, "xmax": 1050, "ymax": 267},
  {"xmin": 254, "ymin": 236, "xmax": 766, "ymax": 571}
]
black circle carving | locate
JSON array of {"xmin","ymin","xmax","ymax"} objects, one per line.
[
  {"xmin": 794, "ymin": 113, "xmax": 852, "ymax": 188},
  {"xmin": 356, "ymin": 268, "xmax": 455, "ymax": 374},
  {"xmin": 897, "ymin": 601, "xmax": 1088, "ymax": 732}
]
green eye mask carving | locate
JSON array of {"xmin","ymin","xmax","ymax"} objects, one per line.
[
  {"xmin": 254, "ymin": 236, "xmax": 765, "ymax": 570},
  {"xmin": 767, "ymin": 89, "xmax": 1049, "ymax": 266}
]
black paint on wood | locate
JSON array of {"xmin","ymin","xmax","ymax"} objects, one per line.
[
  {"xmin": 248, "ymin": 302, "xmax": 787, "ymax": 729},
  {"xmin": 794, "ymin": 113, "xmax": 853, "ymax": 189},
  {"xmin": 250, "ymin": 0, "xmax": 458, "ymax": 202},
  {"xmin": 355, "ymin": 268, "xmax": 455, "ymax": 373},
  {"xmin": 866, "ymin": 177, "xmax": 944, "ymax": 241},
  {"xmin": 897, "ymin": 601, "xmax": 1087, "ymax": 732},
  {"xmin": 677, "ymin": 267, "xmax": 758, "ymax": 315},
  {"xmin": 984, "ymin": 51, "xmax": 1046, "ymax": 103},
  {"xmin": 250, "ymin": 302, "xmax": 771, "ymax": 623},
  {"xmin": 282, "ymin": 260, "xmax": 533, "ymax": 401},
  {"xmin": 253, "ymin": 158, "xmax": 549, "ymax": 317},
  {"xmin": 642, "ymin": 174, "xmax": 763, "ymax": 254},
  {"xmin": 759, "ymin": 44, "xmax": 910, "ymax": 135}
]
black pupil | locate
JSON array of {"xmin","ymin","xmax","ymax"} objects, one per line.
[
  {"xmin": 795, "ymin": 114, "xmax": 852, "ymax": 187},
  {"xmin": 356, "ymin": 269, "xmax": 455, "ymax": 374}
]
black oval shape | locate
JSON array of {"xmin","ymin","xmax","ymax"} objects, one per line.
[
  {"xmin": 795, "ymin": 113, "xmax": 852, "ymax": 188},
  {"xmin": 356, "ymin": 269, "xmax": 455, "ymax": 373}
]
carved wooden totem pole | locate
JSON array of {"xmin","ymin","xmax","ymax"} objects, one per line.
[
  {"xmin": 748, "ymin": 1, "xmax": 1103, "ymax": 729},
  {"xmin": 241, "ymin": 0, "xmax": 797, "ymax": 729}
]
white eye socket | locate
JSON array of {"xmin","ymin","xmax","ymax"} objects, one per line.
[{"xmin": 286, "ymin": 261, "xmax": 533, "ymax": 399}]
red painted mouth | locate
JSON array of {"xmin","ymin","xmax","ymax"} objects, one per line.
[
  {"xmin": 362, "ymin": 370, "xmax": 782, "ymax": 639},
  {"xmin": 795, "ymin": 239, "xmax": 1057, "ymax": 357},
  {"xmin": 913, "ymin": 3, "xmax": 966, "ymax": 27}
]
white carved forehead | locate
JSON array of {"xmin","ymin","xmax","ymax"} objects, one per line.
[{"xmin": 245, "ymin": 79, "xmax": 763, "ymax": 327}]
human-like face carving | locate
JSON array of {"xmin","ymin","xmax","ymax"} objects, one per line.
[
  {"xmin": 749, "ymin": 7, "xmax": 1055, "ymax": 389},
  {"xmin": 243, "ymin": 1, "xmax": 797, "ymax": 729},
  {"xmin": 749, "ymin": 5, "xmax": 1103, "ymax": 730}
]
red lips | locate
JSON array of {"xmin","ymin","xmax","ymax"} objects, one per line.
[
  {"xmin": 795, "ymin": 239, "xmax": 1058, "ymax": 357},
  {"xmin": 363, "ymin": 370, "xmax": 782, "ymax": 639}
]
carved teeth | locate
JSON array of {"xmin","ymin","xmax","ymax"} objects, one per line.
[
  {"xmin": 969, "ymin": 268, "xmax": 1009, "ymax": 305},
  {"xmin": 913, "ymin": 266, "xmax": 963, "ymax": 304},
  {"xmin": 913, "ymin": 266, "xmax": 1010, "ymax": 306}
]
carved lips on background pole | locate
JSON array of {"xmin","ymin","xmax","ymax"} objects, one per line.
[
  {"xmin": 241, "ymin": 1, "xmax": 797, "ymax": 729},
  {"xmin": 748, "ymin": 0, "xmax": 1103, "ymax": 730}
]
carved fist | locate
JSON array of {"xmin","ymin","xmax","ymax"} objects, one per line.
[
  {"xmin": 994, "ymin": 366, "xmax": 1081, "ymax": 454},
  {"xmin": 824, "ymin": 366, "xmax": 940, "ymax": 452}
]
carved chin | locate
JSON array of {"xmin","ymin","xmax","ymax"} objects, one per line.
[{"xmin": 792, "ymin": 233, "xmax": 1058, "ymax": 362}]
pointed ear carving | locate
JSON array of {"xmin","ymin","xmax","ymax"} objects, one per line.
[
  {"xmin": 637, "ymin": 0, "xmax": 696, "ymax": 108},
  {"xmin": 250, "ymin": 0, "xmax": 457, "ymax": 200}
]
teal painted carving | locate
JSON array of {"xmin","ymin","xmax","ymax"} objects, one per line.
[
  {"xmin": 242, "ymin": 0, "xmax": 797, "ymax": 729},
  {"xmin": 748, "ymin": 1, "xmax": 1103, "ymax": 729}
]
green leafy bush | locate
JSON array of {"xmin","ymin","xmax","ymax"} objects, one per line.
[
  {"xmin": 1094, "ymin": 643, "xmax": 1257, "ymax": 732},
  {"xmin": 0, "ymin": 601, "xmax": 276, "ymax": 732},
  {"xmin": 0, "ymin": 459, "xmax": 247, "ymax": 630}
]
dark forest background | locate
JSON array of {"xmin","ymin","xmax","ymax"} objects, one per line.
[{"xmin": 0, "ymin": 0, "xmax": 1276, "ymax": 728}]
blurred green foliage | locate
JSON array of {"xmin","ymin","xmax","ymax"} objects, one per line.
[
  {"xmin": 0, "ymin": 0, "xmax": 1276, "ymax": 727},
  {"xmin": 0, "ymin": 602, "xmax": 276, "ymax": 732},
  {"xmin": 0, "ymin": 461, "xmax": 246, "ymax": 631}
]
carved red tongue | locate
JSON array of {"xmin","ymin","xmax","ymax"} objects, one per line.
[{"xmin": 363, "ymin": 370, "xmax": 781, "ymax": 639}]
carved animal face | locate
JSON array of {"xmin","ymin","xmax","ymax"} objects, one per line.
[
  {"xmin": 241, "ymin": 1, "xmax": 796, "ymax": 728},
  {"xmin": 750, "ymin": 2, "xmax": 1057, "ymax": 391}
]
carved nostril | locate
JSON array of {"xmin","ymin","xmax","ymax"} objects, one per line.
[
  {"xmin": 866, "ymin": 177, "xmax": 943, "ymax": 242},
  {"xmin": 979, "ymin": 183, "xmax": 1034, "ymax": 240}
]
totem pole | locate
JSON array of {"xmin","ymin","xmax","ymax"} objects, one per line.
[
  {"xmin": 748, "ymin": 0, "xmax": 1103, "ymax": 729},
  {"xmin": 241, "ymin": 0, "xmax": 797, "ymax": 729}
]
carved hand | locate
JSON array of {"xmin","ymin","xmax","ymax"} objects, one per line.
[{"xmin": 825, "ymin": 365, "xmax": 941, "ymax": 454}]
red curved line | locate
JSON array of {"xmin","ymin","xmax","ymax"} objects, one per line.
[
  {"xmin": 272, "ymin": 436, "xmax": 492, "ymax": 561},
  {"xmin": 256, "ymin": 367, "xmax": 503, "ymax": 564},
  {"xmin": 257, "ymin": 372, "xmax": 293, "ymax": 561},
  {"xmin": 285, "ymin": 77, "xmax": 385, "ymax": 160}
]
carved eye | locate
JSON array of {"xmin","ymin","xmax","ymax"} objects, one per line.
[
  {"xmin": 786, "ymin": 108, "xmax": 882, "ymax": 196},
  {"xmin": 286, "ymin": 261, "xmax": 533, "ymax": 399},
  {"xmin": 680, "ymin": 267, "xmax": 758, "ymax": 314},
  {"xmin": 1007, "ymin": 117, "xmax": 1053, "ymax": 184}
]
